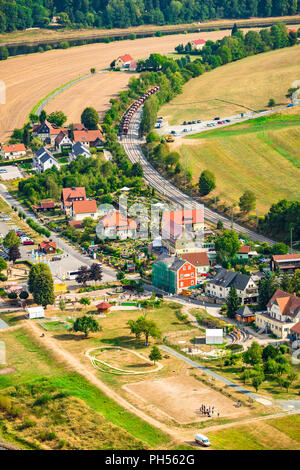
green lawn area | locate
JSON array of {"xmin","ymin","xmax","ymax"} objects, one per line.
[
  {"xmin": 0, "ymin": 327, "xmax": 171, "ymax": 449},
  {"xmin": 178, "ymin": 112, "xmax": 300, "ymax": 213},
  {"xmin": 206, "ymin": 414, "xmax": 300, "ymax": 450}
]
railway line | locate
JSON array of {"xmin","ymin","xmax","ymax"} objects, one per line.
[{"xmin": 120, "ymin": 107, "xmax": 276, "ymax": 245}]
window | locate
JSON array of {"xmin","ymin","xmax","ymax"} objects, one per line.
[
  {"xmin": 188, "ymin": 265, "xmax": 191, "ymax": 270},
  {"xmin": 191, "ymin": 281, "xmax": 194, "ymax": 285}
]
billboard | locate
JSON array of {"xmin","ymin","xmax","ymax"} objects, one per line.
[{"xmin": 206, "ymin": 329, "xmax": 223, "ymax": 345}]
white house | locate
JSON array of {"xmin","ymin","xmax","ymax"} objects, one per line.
[
  {"xmin": 96, "ymin": 210, "xmax": 137, "ymax": 240},
  {"xmin": 55, "ymin": 131, "xmax": 73, "ymax": 153},
  {"xmin": 206, "ymin": 268, "xmax": 258, "ymax": 304},
  {"xmin": 0, "ymin": 144, "xmax": 26, "ymax": 160},
  {"xmin": 33, "ymin": 147, "xmax": 60, "ymax": 173},
  {"xmin": 191, "ymin": 39, "xmax": 206, "ymax": 50},
  {"xmin": 68, "ymin": 142, "xmax": 91, "ymax": 162}
]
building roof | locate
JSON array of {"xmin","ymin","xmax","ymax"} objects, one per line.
[
  {"xmin": 162, "ymin": 209, "xmax": 204, "ymax": 226},
  {"xmin": 236, "ymin": 305, "xmax": 254, "ymax": 317},
  {"xmin": 154, "ymin": 254, "xmax": 191, "ymax": 273},
  {"xmin": 72, "ymin": 199, "xmax": 97, "ymax": 215},
  {"xmin": 99, "ymin": 211, "xmax": 137, "ymax": 230},
  {"xmin": 291, "ymin": 321, "xmax": 300, "ymax": 335},
  {"xmin": 72, "ymin": 123, "xmax": 87, "ymax": 131},
  {"xmin": 73, "ymin": 130, "xmax": 102, "ymax": 144},
  {"xmin": 208, "ymin": 268, "xmax": 252, "ymax": 291},
  {"xmin": 2, "ymin": 143, "xmax": 26, "ymax": 153},
  {"xmin": 62, "ymin": 187, "xmax": 87, "ymax": 206},
  {"xmin": 39, "ymin": 201, "xmax": 55, "ymax": 209},
  {"xmin": 267, "ymin": 289, "xmax": 300, "ymax": 318},
  {"xmin": 181, "ymin": 252, "xmax": 209, "ymax": 267},
  {"xmin": 72, "ymin": 141, "xmax": 91, "ymax": 157},
  {"xmin": 39, "ymin": 240, "xmax": 57, "ymax": 250},
  {"xmin": 192, "ymin": 39, "xmax": 206, "ymax": 45},
  {"xmin": 119, "ymin": 54, "xmax": 133, "ymax": 62},
  {"xmin": 96, "ymin": 302, "xmax": 112, "ymax": 310},
  {"xmin": 238, "ymin": 245, "xmax": 251, "ymax": 254},
  {"xmin": 273, "ymin": 253, "xmax": 300, "ymax": 262},
  {"xmin": 55, "ymin": 130, "xmax": 70, "ymax": 146},
  {"xmin": 69, "ymin": 220, "xmax": 83, "ymax": 229}
]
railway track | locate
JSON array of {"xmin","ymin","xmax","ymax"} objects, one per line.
[{"xmin": 120, "ymin": 108, "xmax": 276, "ymax": 245}]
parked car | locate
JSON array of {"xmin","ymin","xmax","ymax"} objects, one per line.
[
  {"xmin": 0, "ymin": 169, "xmax": 7, "ymax": 173},
  {"xmin": 23, "ymin": 240, "xmax": 34, "ymax": 246},
  {"xmin": 170, "ymin": 130, "xmax": 176, "ymax": 135},
  {"xmin": 182, "ymin": 128, "xmax": 188, "ymax": 132},
  {"xmin": 183, "ymin": 121, "xmax": 187, "ymax": 125},
  {"xmin": 214, "ymin": 117, "xmax": 220, "ymax": 120},
  {"xmin": 225, "ymin": 119, "xmax": 231, "ymax": 123},
  {"xmin": 192, "ymin": 120, "xmax": 196, "ymax": 124},
  {"xmin": 197, "ymin": 119, "xmax": 201, "ymax": 123},
  {"xmin": 155, "ymin": 123, "xmax": 161, "ymax": 128}
]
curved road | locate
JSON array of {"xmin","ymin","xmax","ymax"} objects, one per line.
[{"xmin": 120, "ymin": 109, "xmax": 275, "ymax": 245}]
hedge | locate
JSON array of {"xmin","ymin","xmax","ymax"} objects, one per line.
[{"xmin": 26, "ymin": 218, "xmax": 51, "ymax": 238}]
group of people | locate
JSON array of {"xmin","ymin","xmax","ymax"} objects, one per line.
[{"xmin": 199, "ymin": 404, "xmax": 220, "ymax": 418}]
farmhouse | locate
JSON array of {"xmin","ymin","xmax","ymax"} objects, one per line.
[
  {"xmin": 71, "ymin": 199, "xmax": 98, "ymax": 221},
  {"xmin": 115, "ymin": 54, "xmax": 134, "ymax": 69},
  {"xmin": 33, "ymin": 120, "xmax": 66, "ymax": 145},
  {"xmin": 0, "ymin": 143, "xmax": 26, "ymax": 160},
  {"xmin": 191, "ymin": 39, "xmax": 206, "ymax": 50},
  {"xmin": 255, "ymin": 289, "xmax": 300, "ymax": 339},
  {"xmin": 152, "ymin": 254, "xmax": 196, "ymax": 294},
  {"xmin": 73, "ymin": 129, "xmax": 103, "ymax": 148},
  {"xmin": 96, "ymin": 210, "xmax": 137, "ymax": 240},
  {"xmin": 39, "ymin": 240, "xmax": 57, "ymax": 254},
  {"xmin": 181, "ymin": 252, "xmax": 210, "ymax": 282},
  {"xmin": 33, "ymin": 147, "xmax": 60, "ymax": 173},
  {"xmin": 270, "ymin": 253, "xmax": 300, "ymax": 273},
  {"xmin": 61, "ymin": 187, "xmax": 87, "ymax": 214},
  {"xmin": 205, "ymin": 268, "xmax": 258, "ymax": 304}
]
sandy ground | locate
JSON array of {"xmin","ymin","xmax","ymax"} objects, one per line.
[
  {"xmin": 125, "ymin": 375, "xmax": 248, "ymax": 424},
  {"xmin": 0, "ymin": 27, "xmax": 271, "ymax": 142},
  {"xmin": 45, "ymin": 71, "xmax": 137, "ymax": 123}
]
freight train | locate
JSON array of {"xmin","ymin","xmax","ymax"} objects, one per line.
[{"xmin": 120, "ymin": 86, "xmax": 160, "ymax": 135}]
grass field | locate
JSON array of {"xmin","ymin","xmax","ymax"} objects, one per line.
[
  {"xmin": 206, "ymin": 414, "xmax": 300, "ymax": 450},
  {"xmin": 161, "ymin": 46, "xmax": 300, "ymax": 124},
  {"xmin": 0, "ymin": 327, "xmax": 171, "ymax": 449},
  {"xmin": 176, "ymin": 111, "xmax": 300, "ymax": 213}
]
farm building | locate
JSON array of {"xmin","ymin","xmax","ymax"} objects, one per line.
[
  {"xmin": 115, "ymin": 54, "xmax": 134, "ymax": 69},
  {"xmin": 0, "ymin": 143, "xmax": 26, "ymax": 160},
  {"xmin": 191, "ymin": 39, "xmax": 206, "ymax": 50}
]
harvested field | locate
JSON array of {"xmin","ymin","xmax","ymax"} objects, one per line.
[
  {"xmin": 124, "ymin": 375, "xmax": 248, "ymax": 424},
  {"xmin": 0, "ymin": 27, "xmax": 271, "ymax": 142},
  {"xmin": 45, "ymin": 71, "xmax": 137, "ymax": 123}
]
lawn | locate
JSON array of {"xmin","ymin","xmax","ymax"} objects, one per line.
[
  {"xmin": 177, "ymin": 111, "xmax": 300, "ymax": 213},
  {"xmin": 206, "ymin": 414, "xmax": 300, "ymax": 450},
  {"xmin": 0, "ymin": 327, "xmax": 171, "ymax": 449},
  {"xmin": 160, "ymin": 46, "xmax": 300, "ymax": 124}
]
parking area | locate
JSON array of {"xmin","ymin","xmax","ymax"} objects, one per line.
[{"xmin": 0, "ymin": 165, "xmax": 24, "ymax": 180}]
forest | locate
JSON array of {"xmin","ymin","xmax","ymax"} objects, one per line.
[{"xmin": 0, "ymin": 0, "xmax": 300, "ymax": 33}]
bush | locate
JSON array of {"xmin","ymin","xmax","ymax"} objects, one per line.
[
  {"xmin": 38, "ymin": 431, "xmax": 56, "ymax": 442},
  {"xmin": 26, "ymin": 218, "xmax": 50, "ymax": 237}
]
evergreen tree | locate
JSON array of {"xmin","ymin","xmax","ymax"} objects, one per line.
[
  {"xmin": 198, "ymin": 170, "xmax": 216, "ymax": 196},
  {"xmin": 28, "ymin": 263, "xmax": 55, "ymax": 308},
  {"xmin": 8, "ymin": 245, "xmax": 21, "ymax": 264},
  {"xmin": 226, "ymin": 286, "xmax": 240, "ymax": 318},
  {"xmin": 3, "ymin": 230, "xmax": 20, "ymax": 248},
  {"xmin": 258, "ymin": 271, "xmax": 278, "ymax": 310}
]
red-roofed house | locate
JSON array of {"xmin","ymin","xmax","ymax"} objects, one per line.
[
  {"xmin": 61, "ymin": 187, "xmax": 87, "ymax": 215},
  {"xmin": 96, "ymin": 210, "xmax": 137, "ymax": 240},
  {"xmin": 1, "ymin": 144, "xmax": 26, "ymax": 160},
  {"xmin": 191, "ymin": 39, "xmax": 206, "ymax": 50},
  {"xmin": 255, "ymin": 289, "xmax": 300, "ymax": 338},
  {"xmin": 73, "ymin": 129, "xmax": 103, "ymax": 148},
  {"xmin": 161, "ymin": 209, "xmax": 205, "ymax": 255},
  {"xmin": 33, "ymin": 120, "xmax": 67, "ymax": 145},
  {"xmin": 34, "ymin": 201, "xmax": 55, "ymax": 212},
  {"xmin": 115, "ymin": 54, "xmax": 134, "ymax": 69},
  {"xmin": 39, "ymin": 240, "xmax": 57, "ymax": 254},
  {"xmin": 71, "ymin": 199, "xmax": 98, "ymax": 221},
  {"xmin": 290, "ymin": 321, "xmax": 300, "ymax": 341},
  {"xmin": 270, "ymin": 253, "xmax": 300, "ymax": 273},
  {"xmin": 236, "ymin": 245, "xmax": 258, "ymax": 260},
  {"xmin": 181, "ymin": 252, "xmax": 210, "ymax": 281}
]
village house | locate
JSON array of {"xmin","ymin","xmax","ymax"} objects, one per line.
[
  {"xmin": 205, "ymin": 268, "xmax": 258, "ymax": 304},
  {"xmin": 73, "ymin": 129, "xmax": 103, "ymax": 148},
  {"xmin": 71, "ymin": 199, "xmax": 98, "ymax": 222},
  {"xmin": 152, "ymin": 254, "xmax": 196, "ymax": 294},
  {"xmin": 191, "ymin": 39, "xmax": 206, "ymax": 50},
  {"xmin": 181, "ymin": 252, "xmax": 210, "ymax": 283},
  {"xmin": 96, "ymin": 210, "xmax": 137, "ymax": 240},
  {"xmin": 33, "ymin": 147, "xmax": 60, "ymax": 173},
  {"xmin": 270, "ymin": 253, "xmax": 300, "ymax": 273},
  {"xmin": 39, "ymin": 240, "xmax": 57, "ymax": 254},
  {"xmin": 68, "ymin": 142, "xmax": 91, "ymax": 162},
  {"xmin": 162, "ymin": 209, "xmax": 205, "ymax": 233},
  {"xmin": 55, "ymin": 131, "xmax": 73, "ymax": 153},
  {"xmin": 236, "ymin": 305, "xmax": 256, "ymax": 324},
  {"xmin": 255, "ymin": 289, "xmax": 300, "ymax": 339},
  {"xmin": 0, "ymin": 143, "xmax": 26, "ymax": 160},
  {"xmin": 236, "ymin": 245, "xmax": 258, "ymax": 260},
  {"xmin": 33, "ymin": 201, "xmax": 55, "ymax": 212},
  {"xmin": 33, "ymin": 120, "xmax": 66, "ymax": 145},
  {"xmin": 114, "ymin": 54, "xmax": 134, "ymax": 69},
  {"xmin": 161, "ymin": 221, "xmax": 205, "ymax": 255},
  {"xmin": 61, "ymin": 187, "xmax": 87, "ymax": 215},
  {"xmin": 290, "ymin": 321, "xmax": 300, "ymax": 342}
]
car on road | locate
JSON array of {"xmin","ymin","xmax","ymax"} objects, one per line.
[
  {"xmin": 225, "ymin": 119, "xmax": 231, "ymax": 123},
  {"xmin": 192, "ymin": 120, "xmax": 196, "ymax": 124},
  {"xmin": 165, "ymin": 135, "xmax": 175, "ymax": 142},
  {"xmin": 170, "ymin": 130, "xmax": 176, "ymax": 135},
  {"xmin": 214, "ymin": 117, "xmax": 220, "ymax": 120},
  {"xmin": 188, "ymin": 121, "xmax": 192, "ymax": 125},
  {"xmin": 182, "ymin": 128, "xmax": 188, "ymax": 132},
  {"xmin": 154, "ymin": 123, "xmax": 161, "ymax": 128},
  {"xmin": 22, "ymin": 240, "xmax": 34, "ymax": 246},
  {"xmin": 287, "ymin": 103, "xmax": 294, "ymax": 107}
]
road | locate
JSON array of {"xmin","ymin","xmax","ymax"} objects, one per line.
[
  {"xmin": 0, "ymin": 184, "xmax": 116, "ymax": 282},
  {"xmin": 120, "ymin": 109, "xmax": 276, "ymax": 245}
]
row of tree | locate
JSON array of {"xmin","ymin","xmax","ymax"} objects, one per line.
[{"xmin": 1, "ymin": 0, "xmax": 300, "ymax": 33}]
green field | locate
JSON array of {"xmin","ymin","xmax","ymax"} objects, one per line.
[
  {"xmin": 177, "ymin": 112, "xmax": 300, "ymax": 213},
  {"xmin": 206, "ymin": 414, "xmax": 300, "ymax": 450},
  {"xmin": 0, "ymin": 327, "xmax": 171, "ymax": 449}
]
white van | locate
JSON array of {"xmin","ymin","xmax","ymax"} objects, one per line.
[{"xmin": 194, "ymin": 433, "xmax": 211, "ymax": 447}]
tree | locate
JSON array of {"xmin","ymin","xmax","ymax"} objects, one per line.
[
  {"xmin": 30, "ymin": 137, "xmax": 43, "ymax": 152},
  {"xmin": 8, "ymin": 245, "xmax": 21, "ymax": 264},
  {"xmin": 0, "ymin": 46, "xmax": 8, "ymax": 61},
  {"xmin": 19, "ymin": 291, "xmax": 29, "ymax": 300},
  {"xmin": 39, "ymin": 110, "xmax": 47, "ymax": 123},
  {"xmin": 252, "ymin": 374, "xmax": 263, "ymax": 392},
  {"xmin": 73, "ymin": 315, "xmax": 100, "ymax": 338},
  {"xmin": 149, "ymin": 345, "xmax": 162, "ymax": 364},
  {"xmin": 89, "ymin": 263, "xmax": 103, "ymax": 283},
  {"xmin": 262, "ymin": 344, "xmax": 278, "ymax": 361},
  {"xmin": 215, "ymin": 230, "xmax": 240, "ymax": 260},
  {"xmin": 81, "ymin": 107, "xmax": 99, "ymax": 130},
  {"xmin": 0, "ymin": 257, "xmax": 7, "ymax": 272},
  {"xmin": 198, "ymin": 170, "xmax": 216, "ymax": 196},
  {"xmin": 217, "ymin": 220, "xmax": 223, "ymax": 230},
  {"xmin": 3, "ymin": 230, "xmax": 20, "ymax": 248},
  {"xmin": 268, "ymin": 98, "xmax": 275, "ymax": 107},
  {"xmin": 48, "ymin": 111, "xmax": 67, "ymax": 127},
  {"xmin": 76, "ymin": 266, "xmax": 90, "ymax": 286},
  {"xmin": 59, "ymin": 299, "xmax": 66, "ymax": 313},
  {"xmin": 243, "ymin": 341, "xmax": 262, "ymax": 367},
  {"xmin": 28, "ymin": 263, "xmax": 54, "ymax": 308},
  {"xmin": 128, "ymin": 316, "xmax": 161, "ymax": 345},
  {"xmin": 117, "ymin": 271, "xmax": 125, "ymax": 281},
  {"xmin": 258, "ymin": 271, "xmax": 278, "ymax": 310},
  {"xmin": 80, "ymin": 297, "xmax": 91, "ymax": 306},
  {"xmin": 226, "ymin": 286, "xmax": 239, "ymax": 318},
  {"xmin": 132, "ymin": 162, "xmax": 144, "ymax": 177},
  {"xmin": 239, "ymin": 190, "xmax": 256, "ymax": 213}
]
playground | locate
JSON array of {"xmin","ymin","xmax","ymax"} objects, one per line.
[{"xmin": 124, "ymin": 375, "xmax": 249, "ymax": 424}]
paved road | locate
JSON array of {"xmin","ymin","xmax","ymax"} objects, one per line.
[
  {"xmin": 0, "ymin": 184, "xmax": 116, "ymax": 282},
  {"xmin": 120, "ymin": 109, "xmax": 276, "ymax": 245}
]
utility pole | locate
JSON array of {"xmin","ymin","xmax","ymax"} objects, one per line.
[{"xmin": 290, "ymin": 226, "xmax": 294, "ymax": 254}]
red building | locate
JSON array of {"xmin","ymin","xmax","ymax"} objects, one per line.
[{"xmin": 152, "ymin": 255, "xmax": 196, "ymax": 294}]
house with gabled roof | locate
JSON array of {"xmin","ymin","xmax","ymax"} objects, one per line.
[
  {"xmin": 181, "ymin": 252, "xmax": 210, "ymax": 281},
  {"xmin": 33, "ymin": 120, "xmax": 66, "ymax": 145},
  {"xmin": 61, "ymin": 187, "xmax": 87, "ymax": 215},
  {"xmin": 0, "ymin": 143, "xmax": 26, "ymax": 160},
  {"xmin": 55, "ymin": 131, "xmax": 73, "ymax": 153},
  {"xmin": 33, "ymin": 147, "xmax": 60, "ymax": 173},
  {"xmin": 270, "ymin": 253, "xmax": 300, "ymax": 273},
  {"xmin": 71, "ymin": 199, "xmax": 98, "ymax": 221},
  {"xmin": 115, "ymin": 54, "xmax": 134, "ymax": 69},
  {"xmin": 73, "ymin": 129, "xmax": 103, "ymax": 148},
  {"xmin": 152, "ymin": 254, "xmax": 196, "ymax": 294},
  {"xmin": 191, "ymin": 39, "xmax": 206, "ymax": 50},
  {"xmin": 96, "ymin": 210, "xmax": 137, "ymax": 240},
  {"xmin": 68, "ymin": 142, "xmax": 91, "ymax": 162},
  {"xmin": 205, "ymin": 268, "xmax": 258, "ymax": 304},
  {"xmin": 255, "ymin": 289, "xmax": 300, "ymax": 338}
]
